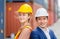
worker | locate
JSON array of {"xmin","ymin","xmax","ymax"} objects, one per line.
[
  {"xmin": 14, "ymin": 4, "xmax": 33, "ymax": 39},
  {"xmin": 30, "ymin": 8, "xmax": 57, "ymax": 39}
]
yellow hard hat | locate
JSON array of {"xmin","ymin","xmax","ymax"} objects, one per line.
[{"xmin": 17, "ymin": 4, "xmax": 32, "ymax": 14}]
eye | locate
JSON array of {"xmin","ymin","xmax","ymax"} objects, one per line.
[
  {"xmin": 18, "ymin": 13, "xmax": 21, "ymax": 16},
  {"xmin": 43, "ymin": 18, "xmax": 47, "ymax": 20},
  {"xmin": 43, "ymin": 18, "xmax": 46, "ymax": 20},
  {"xmin": 37, "ymin": 18, "xmax": 41, "ymax": 20}
]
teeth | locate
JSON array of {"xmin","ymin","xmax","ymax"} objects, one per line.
[{"xmin": 40, "ymin": 24, "xmax": 45, "ymax": 26}]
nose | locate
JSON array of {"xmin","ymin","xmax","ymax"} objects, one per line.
[{"xmin": 40, "ymin": 20, "xmax": 44, "ymax": 23}]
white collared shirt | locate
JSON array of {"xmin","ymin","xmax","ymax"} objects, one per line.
[{"xmin": 39, "ymin": 27, "xmax": 51, "ymax": 39}]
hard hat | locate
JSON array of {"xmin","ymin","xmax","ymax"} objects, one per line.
[
  {"xmin": 17, "ymin": 4, "xmax": 32, "ymax": 14},
  {"xmin": 35, "ymin": 8, "xmax": 48, "ymax": 17}
]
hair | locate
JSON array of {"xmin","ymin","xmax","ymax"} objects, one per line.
[
  {"xmin": 27, "ymin": 13, "xmax": 32, "ymax": 22},
  {"xmin": 36, "ymin": 16, "xmax": 48, "ymax": 20}
]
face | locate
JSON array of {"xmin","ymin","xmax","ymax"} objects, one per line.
[
  {"xmin": 36, "ymin": 16, "xmax": 48, "ymax": 28},
  {"xmin": 18, "ymin": 13, "xmax": 30, "ymax": 23}
]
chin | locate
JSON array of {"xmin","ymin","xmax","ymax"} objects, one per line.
[
  {"xmin": 20, "ymin": 21, "xmax": 25, "ymax": 23},
  {"xmin": 41, "ymin": 27, "xmax": 45, "ymax": 28}
]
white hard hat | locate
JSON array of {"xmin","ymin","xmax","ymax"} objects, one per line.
[{"xmin": 35, "ymin": 8, "xmax": 48, "ymax": 17}]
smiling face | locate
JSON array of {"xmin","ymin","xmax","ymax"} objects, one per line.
[
  {"xmin": 18, "ymin": 12, "xmax": 30, "ymax": 23},
  {"xmin": 36, "ymin": 16, "xmax": 48, "ymax": 28}
]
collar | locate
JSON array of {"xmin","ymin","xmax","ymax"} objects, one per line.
[{"xmin": 38, "ymin": 26, "xmax": 50, "ymax": 33}]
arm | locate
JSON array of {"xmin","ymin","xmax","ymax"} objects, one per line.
[
  {"xmin": 18, "ymin": 28, "xmax": 31, "ymax": 39},
  {"xmin": 52, "ymin": 31, "xmax": 57, "ymax": 39},
  {"xmin": 30, "ymin": 31, "xmax": 40, "ymax": 39},
  {"xmin": 50, "ymin": 30, "xmax": 57, "ymax": 39}
]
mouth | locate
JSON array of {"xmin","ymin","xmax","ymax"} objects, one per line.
[
  {"xmin": 40, "ymin": 24, "xmax": 44, "ymax": 26},
  {"xmin": 40, "ymin": 23, "xmax": 47, "ymax": 27}
]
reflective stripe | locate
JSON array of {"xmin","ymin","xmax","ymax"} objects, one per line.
[
  {"xmin": 14, "ymin": 31, "xmax": 21, "ymax": 39},
  {"xmin": 23, "ymin": 26, "xmax": 32, "ymax": 31}
]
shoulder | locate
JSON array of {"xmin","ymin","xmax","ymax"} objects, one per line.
[
  {"xmin": 20, "ymin": 26, "xmax": 32, "ymax": 34},
  {"xmin": 23, "ymin": 26, "xmax": 32, "ymax": 31},
  {"xmin": 30, "ymin": 28, "xmax": 39, "ymax": 36},
  {"xmin": 31, "ymin": 27, "xmax": 40, "ymax": 35},
  {"xmin": 49, "ymin": 29, "xmax": 56, "ymax": 36},
  {"xmin": 49, "ymin": 29, "xmax": 54, "ymax": 33},
  {"xmin": 49, "ymin": 29, "xmax": 57, "ymax": 39},
  {"xmin": 30, "ymin": 28, "xmax": 42, "ymax": 39}
]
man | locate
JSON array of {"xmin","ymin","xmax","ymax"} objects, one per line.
[{"xmin": 30, "ymin": 8, "xmax": 57, "ymax": 39}]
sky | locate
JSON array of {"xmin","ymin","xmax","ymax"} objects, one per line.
[{"xmin": 58, "ymin": 0, "xmax": 60, "ymax": 7}]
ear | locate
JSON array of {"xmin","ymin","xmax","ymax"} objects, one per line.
[
  {"xmin": 14, "ymin": 11, "xmax": 19, "ymax": 19},
  {"xmin": 28, "ymin": 16, "xmax": 30, "ymax": 19},
  {"xmin": 14, "ymin": 11, "xmax": 19, "ymax": 16}
]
